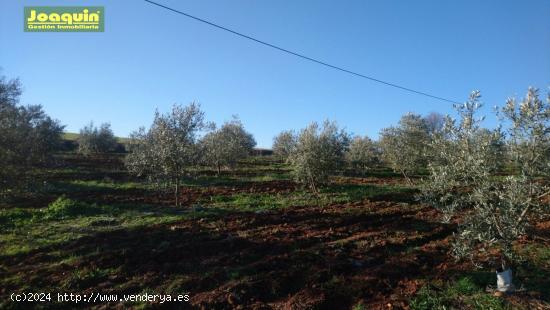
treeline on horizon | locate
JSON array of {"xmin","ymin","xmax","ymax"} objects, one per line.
[{"xmin": 1, "ymin": 74, "xmax": 548, "ymax": 195}]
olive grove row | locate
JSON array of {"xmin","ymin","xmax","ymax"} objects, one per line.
[
  {"xmin": 0, "ymin": 76, "xmax": 256, "ymax": 198},
  {"xmin": 124, "ymin": 103, "xmax": 256, "ymax": 207},
  {"xmin": 273, "ymin": 88, "xmax": 549, "ymax": 277},
  {"xmin": 273, "ymin": 107, "xmax": 507, "ymax": 188},
  {"xmin": 1, "ymin": 74, "xmax": 548, "ymax": 278}
]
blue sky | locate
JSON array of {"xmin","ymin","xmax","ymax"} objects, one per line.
[{"xmin": 1, "ymin": 0, "xmax": 549, "ymax": 148}]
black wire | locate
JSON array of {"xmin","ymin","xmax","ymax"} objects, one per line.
[{"xmin": 144, "ymin": 0, "xmax": 461, "ymax": 104}]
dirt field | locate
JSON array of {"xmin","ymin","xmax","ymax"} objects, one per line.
[{"xmin": 0, "ymin": 153, "xmax": 548, "ymax": 309}]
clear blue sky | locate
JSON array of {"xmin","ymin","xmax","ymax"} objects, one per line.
[{"xmin": 1, "ymin": 0, "xmax": 549, "ymax": 148}]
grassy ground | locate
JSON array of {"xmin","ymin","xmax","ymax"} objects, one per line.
[
  {"xmin": 0, "ymin": 153, "xmax": 548, "ymax": 309},
  {"xmin": 62, "ymin": 132, "xmax": 130, "ymax": 144}
]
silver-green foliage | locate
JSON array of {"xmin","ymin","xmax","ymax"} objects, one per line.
[
  {"xmin": 288, "ymin": 120, "xmax": 350, "ymax": 192},
  {"xmin": 501, "ymin": 87, "xmax": 550, "ymax": 177},
  {"xmin": 272, "ymin": 130, "xmax": 297, "ymax": 160},
  {"xmin": 124, "ymin": 102, "xmax": 209, "ymax": 206},
  {"xmin": 420, "ymin": 89, "xmax": 549, "ymax": 266},
  {"xmin": 0, "ymin": 75, "xmax": 64, "ymax": 194},
  {"xmin": 200, "ymin": 118, "xmax": 256, "ymax": 174},
  {"xmin": 77, "ymin": 122, "xmax": 118, "ymax": 155},
  {"xmin": 472, "ymin": 128, "xmax": 507, "ymax": 173},
  {"xmin": 379, "ymin": 113, "xmax": 430, "ymax": 182},
  {"xmin": 346, "ymin": 135, "xmax": 379, "ymax": 171}
]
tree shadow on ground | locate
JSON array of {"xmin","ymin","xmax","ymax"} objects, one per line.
[
  {"xmin": 0, "ymin": 202, "xmax": 456, "ymax": 309},
  {"xmin": 323, "ymin": 183, "xmax": 419, "ymax": 204}
]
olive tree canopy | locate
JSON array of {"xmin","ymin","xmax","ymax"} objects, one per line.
[
  {"xmin": 289, "ymin": 120, "xmax": 350, "ymax": 193},
  {"xmin": 0, "ymin": 75, "xmax": 64, "ymax": 194},
  {"xmin": 77, "ymin": 122, "xmax": 118, "ymax": 155},
  {"xmin": 272, "ymin": 130, "xmax": 297, "ymax": 160},
  {"xmin": 200, "ymin": 118, "xmax": 256, "ymax": 175},
  {"xmin": 346, "ymin": 135, "xmax": 379, "ymax": 171},
  {"xmin": 125, "ymin": 102, "xmax": 209, "ymax": 206},
  {"xmin": 420, "ymin": 89, "xmax": 549, "ymax": 275},
  {"xmin": 379, "ymin": 113, "xmax": 430, "ymax": 183}
]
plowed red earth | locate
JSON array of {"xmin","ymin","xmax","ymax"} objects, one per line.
[
  {"xmin": 3, "ymin": 199, "xmax": 548, "ymax": 309},
  {"xmin": 3, "ymin": 155, "xmax": 548, "ymax": 309},
  {"xmin": 0, "ymin": 200, "xmax": 457, "ymax": 309}
]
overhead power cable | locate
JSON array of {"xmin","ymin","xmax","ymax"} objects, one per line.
[{"xmin": 144, "ymin": 0, "xmax": 461, "ymax": 104}]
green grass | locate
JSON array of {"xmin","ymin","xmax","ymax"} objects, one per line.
[
  {"xmin": 206, "ymin": 191, "xmax": 316, "ymax": 211},
  {"xmin": 514, "ymin": 243, "xmax": 550, "ymax": 301},
  {"xmin": 521, "ymin": 244, "xmax": 550, "ymax": 268},
  {"xmin": 63, "ymin": 132, "xmax": 130, "ymax": 143},
  {"xmin": 202, "ymin": 183, "xmax": 415, "ymax": 212},
  {"xmin": 343, "ymin": 166, "xmax": 403, "ymax": 178},
  {"xmin": 50, "ymin": 180, "xmax": 149, "ymax": 193},
  {"xmin": 61, "ymin": 132, "xmax": 80, "ymax": 141},
  {"xmin": 63, "ymin": 267, "xmax": 112, "ymax": 290},
  {"xmin": 43, "ymin": 195, "xmax": 102, "ymax": 219},
  {"xmin": 0, "ymin": 196, "xmax": 206, "ymax": 257},
  {"xmin": 410, "ymin": 277, "xmax": 508, "ymax": 310},
  {"xmin": 181, "ymin": 173, "xmax": 291, "ymax": 187},
  {"xmin": 0, "ymin": 208, "xmax": 35, "ymax": 229}
]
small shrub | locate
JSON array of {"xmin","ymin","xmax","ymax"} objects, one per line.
[{"xmin": 43, "ymin": 195, "xmax": 97, "ymax": 219}]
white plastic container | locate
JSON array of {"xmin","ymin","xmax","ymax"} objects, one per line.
[{"xmin": 496, "ymin": 268, "xmax": 514, "ymax": 292}]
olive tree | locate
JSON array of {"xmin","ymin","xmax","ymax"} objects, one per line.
[
  {"xmin": 125, "ymin": 102, "xmax": 209, "ymax": 206},
  {"xmin": 0, "ymin": 75, "xmax": 64, "ymax": 194},
  {"xmin": 272, "ymin": 130, "xmax": 297, "ymax": 161},
  {"xmin": 200, "ymin": 118, "xmax": 256, "ymax": 175},
  {"xmin": 77, "ymin": 122, "xmax": 118, "ymax": 155},
  {"xmin": 346, "ymin": 135, "xmax": 379, "ymax": 171},
  {"xmin": 289, "ymin": 120, "xmax": 349, "ymax": 193},
  {"xmin": 473, "ymin": 128, "xmax": 507, "ymax": 173},
  {"xmin": 501, "ymin": 87, "xmax": 550, "ymax": 178},
  {"xmin": 379, "ymin": 113, "xmax": 430, "ymax": 183},
  {"xmin": 420, "ymin": 89, "xmax": 549, "ymax": 291}
]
